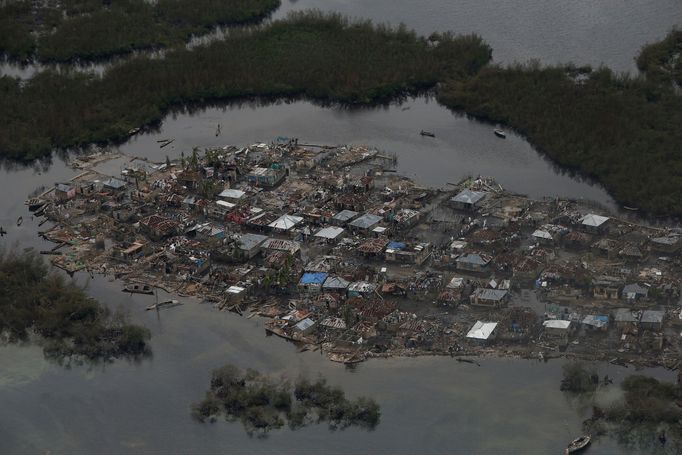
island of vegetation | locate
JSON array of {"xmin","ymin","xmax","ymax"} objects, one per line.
[
  {"xmin": 192, "ymin": 364, "xmax": 380, "ymax": 435},
  {"xmin": 0, "ymin": 251, "xmax": 151, "ymax": 365},
  {"xmin": 0, "ymin": 12, "xmax": 490, "ymax": 160},
  {"xmin": 561, "ymin": 363, "xmax": 682, "ymax": 452},
  {"xmin": 0, "ymin": 0, "xmax": 281, "ymax": 63}
]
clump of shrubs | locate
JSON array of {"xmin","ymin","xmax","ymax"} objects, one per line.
[{"xmin": 192, "ymin": 364, "xmax": 381, "ymax": 435}]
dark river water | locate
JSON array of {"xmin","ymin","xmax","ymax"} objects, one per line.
[{"xmin": 1, "ymin": 1, "xmax": 681, "ymax": 454}]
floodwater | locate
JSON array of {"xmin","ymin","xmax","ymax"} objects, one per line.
[
  {"xmin": 0, "ymin": 271, "xmax": 673, "ymax": 455},
  {"xmin": 3, "ymin": 0, "xmax": 681, "ymax": 79},
  {"xmin": 0, "ymin": 102, "xmax": 671, "ymax": 455},
  {"xmin": 119, "ymin": 97, "xmax": 617, "ymax": 207},
  {"xmin": 1, "ymin": 1, "xmax": 681, "ymax": 454},
  {"xmin": 274, "ymin": 0, "xmax": 682, "ymax": 73}
]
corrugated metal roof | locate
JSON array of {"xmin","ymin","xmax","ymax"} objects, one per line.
[
  {"xmin": 466, "ymin": 321, "xmax": 498, "ymax": 339},
  {"xmin": 350, "ymin": 213, "xmax": 382, "ymax": 229},
  {"xmin": 314, "ymin": 226, "xmax": 345, "ymax": 239},
  {"xmin": 451, "ymin": 189, "xmax": 486, "ymax": 205}
]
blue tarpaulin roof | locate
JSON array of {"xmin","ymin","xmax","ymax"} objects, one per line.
[
  {"xmin": 299, "ymin": 272, "xmax": 328, "ymax": 285},
  {"xmin": 387, "ymin": 241, "xmax": 406, "ymax": 250}
]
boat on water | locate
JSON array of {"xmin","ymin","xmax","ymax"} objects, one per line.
[
  {"xmin": 127, "ymin": 127, "xmax": 141, "ymax": 136},
  {"xmin": 420, "ymin": 130, "xmax": 435, "ymax": 137},
  {"xmin": 494, "ymin": 129, "xmax": 507, "ymax": 138},
  {"xmin": 565, "ymin": 435, "xmax": 591, "ymax": 454},
  {"xmin": 328, "ymin": 351, "xmax": 366, "ymax": 364},
  {"xmin": 26, "ymin": 198, "xmax": 47, "ymax": 211},
  {"xmin": 122, "ymin": 284, "xmax": 154, "ymax": 295},
  {"xmin": 146, "ymin": 299, "xmax": 182, "ymax": 311},
  {"xmin": 623, "ymin": 206, "xmax": 639, "ymax": 211},
  {"xmin": 16, "ymin": 216, "xmax": 23, "ymax": 226}
]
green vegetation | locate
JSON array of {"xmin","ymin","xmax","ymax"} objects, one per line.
[
  {"xmin": 636, "ymin": 28, "xmax": 682, "ymax": 88},
  {"xmin": 0, "ymin": 0, "xmax": 281, "ymax": 63},
  {"xmin": 562, "ymin": 364, "xmax": 682, "ymax": 451},
  {"xmin": 588, "ymin": 375, "xmax": 682, "ymax": 451},
  {"xmin": 560, "ymin": 362, "xmax": 599, "ymax": 393},
  {"xmin": 438, "ymin": 30, "xmax": 682, "ymax": 215},
  {"xmin": 0, "ymin": 251, "xmax": 151, "ymax": 365},
  {"xmin": 192, "ymin": 364, "xmax": 380, "ymax": 435},
  {"xmin": 0, "ymin": 12, "xmax": 491, "ymax": 161}
]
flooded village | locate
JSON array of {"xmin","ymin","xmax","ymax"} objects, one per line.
[{"xmin": 25, "ymin": 139, "xmax": 682, "ymax": 369}]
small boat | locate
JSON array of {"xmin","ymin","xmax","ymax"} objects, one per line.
[
  {"xmin": 123, "ymin": 284, "xmax": 154, "ymax": 295},
  {"xmin": 34, "ymin": 202, "xmax": 50, "ymax": 217},
  {"xmin": 494, "ymin": 129, "xmax": 506, "ymax": 138},
  {"xmin": 623, "ymin": 206, "xmax": 639, "ymax": 211},
  {"xmin": 420, "ymin": 130, "xmax": 435, "ymax": 138},
  {"xmin": 328, "ymin": 351, "xmax": 366, "ymax": 365},
  {"xmin": 128, "ymin": 127, "xmax": 141, "ymax": 136},
  {"xmin": 565, "ymin": 435, "xmax": 591, "ymax": 454},
  {"xmin": 16, "ymin": 216, "xmax": 23, "ymax": 226},
  {"xmin": 146, "ymin": 299, "xmax": 182, "ymax": 311},
  {"xmin": 0, "ymin": 227, "xmax": 6, "ymax": 236},
  {"xmin": 26, "ymin": 198, "xmax": 46, "ymax": 211},
  {"xmin": 159, "ymin": 139, "xmax": 175, "ymax": 149}
]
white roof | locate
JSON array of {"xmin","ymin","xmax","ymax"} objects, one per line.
[
  {"xmin": 227, "ymin": 285, "xmax": 245, "ymax": 294},
  {"xmin": 216, "ymin": 200, "xmax": 236, "ymax": 209},
  {"xmin": 543, "ymin": 320, "xmax": 571, "ymax": 330},
  {"xmin": 451, "ymin": 189, "xmax": 487, "ymax": 205},
  {"xmin": 447, "ymin": 277, "xmax": 465, "ymax": 289},
  {"xmin": 532, "ymin": 229, "xmax": 553, "ymax": 240},
  {"xmin": 580, "ymin": 214, "xmax": 609, "ymax": 227},
  {"xmin": 466, "ymin": 321, "xmax": 498, "ymax": 340},
  {"xmin": 450, "ymin": 240, "xmax": 467, "ymax": 250},
  {"xmin": 268, "ymin": 214, "xmax": 303, "ymax": 230},
  {"xmin": 218, "ymin": 189, "xmax": 246, "ymax": 200},
  {"xmin": 314, "ymin": 226, "xmax": 345, "ymax": 239}
]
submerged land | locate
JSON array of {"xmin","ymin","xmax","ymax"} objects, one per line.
[
  {"xmin": 562, "ymin": 363, "xmax": 682, "ymax": 451},
  {"xmin": 24, "ymin": 140, "xmax": 682, "ymax": 371}
]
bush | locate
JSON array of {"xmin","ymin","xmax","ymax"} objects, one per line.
[
  {"xmin": 193, "ymin": 365, "xmax": 381, "ymax": 434},
  {"xmin": 0, "ymin": 250, "xmax": 151, "ymax": 363}
]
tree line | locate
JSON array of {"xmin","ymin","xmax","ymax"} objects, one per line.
[
  {"xmin": 0, "ymin": 12, "xmax": 491, "ymax": 160},
  {"xmin": 438, "ymin": 29, "xmax": 682, "ymax": 216},
  {"xmin": 0, "ymin": 0, "xmax": 280, "ymax": 63}
]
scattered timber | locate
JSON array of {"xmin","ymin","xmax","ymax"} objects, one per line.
[
  {"xmin": 456, "ymin": 357, "xmax": 481, "ymax": 366},
  {"xmin": 146, "ymin": 299, "xmax": 182, "ymax": 311},
  {"xmin": 26, "ymin": 198, "xmax": 46, "ymax": 211}
]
